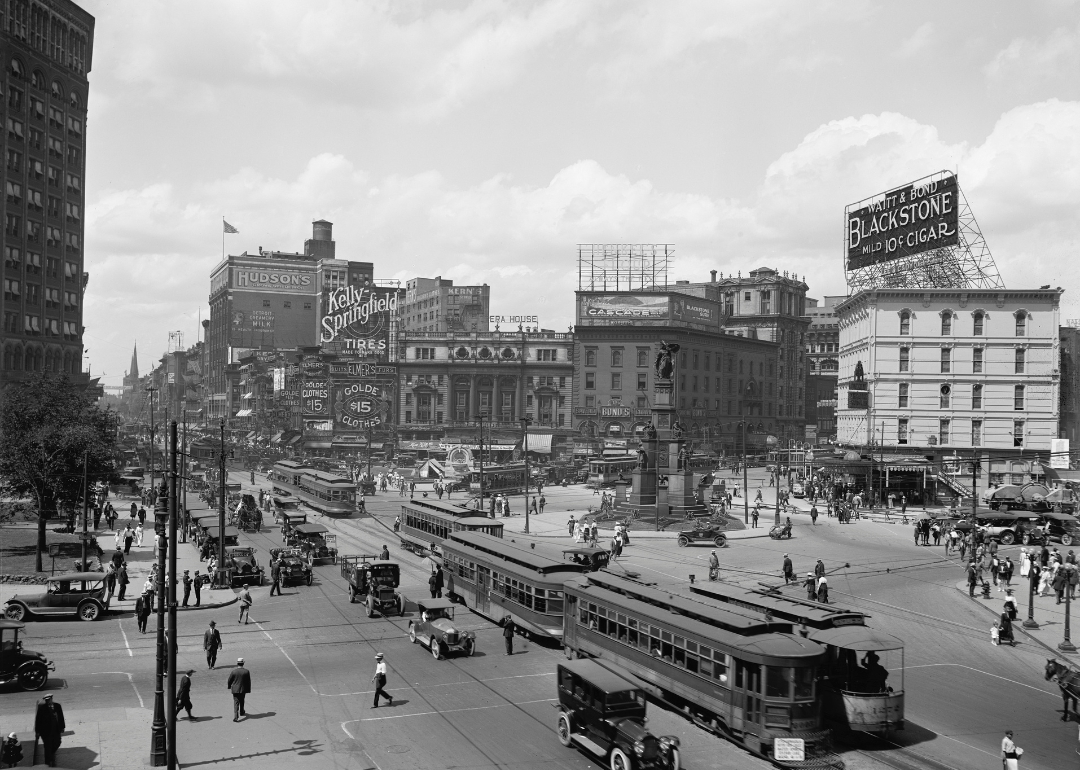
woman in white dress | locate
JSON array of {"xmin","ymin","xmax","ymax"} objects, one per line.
[
  {"xmin": 1019, "ymin": 548, "xmax": 1030, "ymax": 578},
  {"xmin": 1039, "ymin": 561, "xmax": 1055, "ymax": 596}
]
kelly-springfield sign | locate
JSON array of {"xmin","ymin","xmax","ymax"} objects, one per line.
[
  {"xmin": 320, "ymin": 286, "xmax": 398, "ymax": 357},
  {"xmin": 846, "ymin": 172, "xmax": 960, "ymax": 270}
]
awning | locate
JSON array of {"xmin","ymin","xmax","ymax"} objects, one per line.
[
  {"xmin": 524, "ymin": 433, "xmax": 554, "ymax": 455},
  {"xmin": 234, "ymin": 409, "xmax": 252, "ymax": 417},
  {"xmin": 245, "ymin": 431, "xmax": 256, "ymax": 439},
  {"xmin": 305, "ymin": 441, "xmax": 333, "ymax": 449},
  {"xmin": 370, "ymin": 442, "xmax": 384, "ymax": 449},
  {"xmin": 242, "ymin": 392, "xmax": 254, "ymax": 400},
  {"xmin": 287, "ymin": 435, "xmax": 302, "ymax": 445},
  {"xmin": 1042, "ymin": 464, "xmax": 1080, "ymax": 482},
  {"xmin": 883, "ymin": 463, "xmax": 930, "ymax": 472},
  {"xmin": 271, "ymin": 432, "xmax": 284, "ymax": 443}
]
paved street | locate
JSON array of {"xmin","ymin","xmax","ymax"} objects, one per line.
[{"xmin": 1, "ymin": 467, "xmax": 1077, "ymax": 769}]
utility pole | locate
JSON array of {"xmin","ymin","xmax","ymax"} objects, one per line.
[
  {"xmin": 167, "ymin": 420, "xmax": 178, "ymax": 770},
  {"xmin": 521, "ymin": 415, "xmax": 533, "ymax": 534},
  {"xmin": 80, "ymin": 452, "xmax": 88, "ymax": 571},
  {"xmin": 475, "ymin": 412, "xmax": 486, "ymax": 516},
  {"xmin": 149, "ymin": 474, "xmax": 168, "ymax": 765},
  {"xmin": 742, "ymin": 422, "xmax": 749, "ymax": 525},
  {"xmin": 147, "ymin": 386, "xmax": 158, "ymax": 496},
  {"xmin": 217, "ymin": 418, "xmax": 227, "ymax": 588},
  {"xmin": 180, "ymin": 419, "xmax": 188, "ymax": 544}
]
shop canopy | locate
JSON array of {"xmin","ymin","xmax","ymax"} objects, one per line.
[
  {"xmin": 524, "ymin": 433, "xmax": 553, "ymax": 455},
  {"xmin": 305, "ymin": 441, "xmax": 333, "ymax": 449},
  {"xmin": 242, "ymin": 392, "xmax": 254, "ymax": 400},
  {"xmin": 234, "ymin": 409, "xmax": 253, "ymax": 417}
]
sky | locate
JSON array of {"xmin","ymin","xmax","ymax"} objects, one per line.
[{"xmin": 79, "ymin": 0, "xmax": 1080, "ymax": 386}]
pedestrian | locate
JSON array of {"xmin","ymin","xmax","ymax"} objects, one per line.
[
  {"xmin": 371, "ymin": 653, "xmax": 392, "ymax": 708},
  {"xmin": 226, "ymin": 658, "xmax": 251, "ymax": 722},
  {"xmin": 182, "ymin": 571, "xmax": 192, "ymax": 607},
  {"xmin": 900, "ymin": 494, "xmax": 907, "ymax": 516},
  {"xmin": 1004, "ymin": 589, "xmax": 1018, "ymax": 621},
  {"xmin": 1001, "ymin": 731, "xmax": 1023, "ymax": 770},
  {"xmin": 117, "ymin": 564, "xmax": 129, "ymax": 602},
  {"xmin": 193, "ymin": 570, "xmax": 202, "ymax": 606},
  {"xmin": 708, "ymin": 550, "xmax": 719, "ymax": 581},
  {"xmin": 133, "ymin": 522, "xmax": 144, "ymax": 548},
  {"xmin": 913, "ymin": 521, "xmax": 920, "ymax": 546},
  {"xmin": 203, "ymin": 620, "xmax": 222, "ymax": 669},
  {"xmin": 175, "ymin": 669, "xmax": 195, "ymax": 720},
  {"xmin": 568, "ymin": 515, "xmax": 576, "ymax": 536},
  {"xmin": 990, "ymin": 555, "xmax": 1001, "ymax": 589},
  {"xmin": 530, "ymin": 497, "xmax": 538, "ymax": 515},
  {"xmin": 501, "ymin": 615, "xmax": 516, "ymax": 655},
  {"xmin": 1, "ymin": 732, "xmax": 23, "ymax": 768},
  {"xmin": 751, "ymin": 508, "xmax": 759, "ymax": 528},
  {"xmin": 138, "ymin": 506, "xmax": 146, "ymax": 526},
  {"xmin": 111, "ymin": 548, "xmax": 124, "ymax": 571},
  {"xmin": 104, "ymin": 564, "xmax": 117, "ymax": 602},
  {"xmin": 804, "ymin": 572, "xmax": 816, "ymax": 600},
  {"xmin": 810, "ymin": 506, "xmax": 818, "ymax": 525},
  {"xmin": 269, "ymin": 559, "xmax": 281, "ymax": 596},
  {"xmin": 1002, "ymin": 557, "xmax": 1014, "ymax": 589},
  {"xmin": 816, "ymin": 575, "xmax": 829, "ymax": 604},
  {"xmin": 238, "ymin": 586, "xmax": 252, "ymax": 624},
  {"xmin": 122, "ymin": 526, "xmax": 133, "ymax": 555},
  {"xmin": 998, "ymin": 611, "xmax": 1015, "ymax": 646},
  {"xmin": 966, "ymin": 561, "xmax": 978, "ymax": 597},
  {"xmin": 1054, "ymin": 565, "xmax": 1068, "ymax": 604},
  {"xmin": 428, "ymin": 570, "xmax": 439, "ymax": 599},
  {"xmin": 136, "ymin": 591, "xmax": 151, "ymax": 633},
  {"xmin": 611, "ymin": 534, "xmax": 623, "ymax": 560},
  {"xmin": 814, "ymin": 559, "xmax": 825, "ymax": 580},
  {"xmin": 153, "ymin": 532, "xmax": 161, "ymax": 557},
  {"xmin": 782, "ymin": 554, "xmax": 794, "ymax": 584},
  {"xmin": 539, "ymin": 494, "xmax": 546, "ymax": 514},
  {"xmin": 34, "ymin": 693, "xmax": 65, "ymax": 767},
  {"xmin": 380, "ymin": 545, "xmax": 390, "ymax": 560}
]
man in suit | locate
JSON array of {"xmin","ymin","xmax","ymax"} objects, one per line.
[
  {"xmin": 226, "ymin": 658, "xmax": 251, "ymax": 722},
  {"xmin": 203, "ymin": 620, "xmax": 222, "ymax": 670},
  {"xmin": 175, "ymin": 669, "xmax": 195, "ymax": 719},
  {"xmin": 135, "ymin": 592, "xmax": 151, "ymax": 634},
  {"xmin": 34, "ymin": 694, "xmax": 65, "ymax": 767},
  {"xmin": 501, "ymin": 616, "xmax": 516, "ymax": 655}
]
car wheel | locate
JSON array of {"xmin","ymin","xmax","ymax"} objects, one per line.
[
  {"xmin": 1022, "ymin": 533, "xmax": 1032, "ymax": 545},
  {"xmin": 5, "ymin": 603, "xmax": 26, "ymax": 622},
  {"xmin": 79, "ymin": 602, "xmax": 101, "ymax": 621},
  {"xmin": 349, "ymin": 586, "xmax": 356, "ymax": 603},
  {"xmin": 1064, "ymin": 534, "xmax": 1074, "ymax": 546},
  {"xmin": 557, "ymin": 713, "xmax": 573, "ymax": 747},
  {"xmin": 307, "ymin": 574, "xmax": 313, "ymax": 586},
  {"xmin": 367, "ymin": 599, "xmax": 375, "ymax": 619},
  {"xmin": 409, "ymin": 626, "xmax": 417, "ymax": 644},
  {"xmin": 431, "ymin": 639, "xmax": 443, "ymax": 660},
  {"xmin": 18, "ymin": 662, "xmax": 48, "ymax": 691},
  {"xmin": 1000, "ymin": 531, "xmax": 1015, "ymax": 545},
  {"xmin": 609, "ymin": 746, "xmax": 631, "ymax": 770},
  {"xmin": 714, "ymin": 535, "xmax": 727, "ymax": 548},
  {"xmin": 398, "ymin": 598, "xmax": 405, "ymax": 616},
  {"xmin": 677, "ymin": 536, "xmax": 689, "ymax": 547},
  {"xmin": 465, "ymin": 638, "xmax": 476, "ymax": 657},
  {"xmin": 668, "ymin": 747, "xmax": 680, "ymax": 770}
]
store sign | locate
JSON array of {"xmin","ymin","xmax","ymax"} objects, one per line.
[
  {"xmin": 671, "ymin": 297, "xmax": 716, "ymax": 323},
  {"xmin": 320, "ymin": 285, "xmax": 397, "ymax": 359},
  {"xmin": 490, "ymin": 315, "xmax": 539, "ymax": 326},
  {"xmin": 235, "ymin": 269, "xmax": 316, "ymax": 293},
  {"xmin": 847, "ymin": 391, "xmax": 869, "ymax": 410},
  {"xmin": 329, "ymin": 362, "xmax": 396, "ymax": 377},
  {"xmin": 301, "ymin": 379, "xmax": 329, "ymax": 416},
  {"xmin": 600, "ymin": 406, "xmax": 632, "ymax": 418},
  {"xmin": 846, "ymin": 173, "xmax": 960, "ymax": 270},
  {"xmin": 581, "ymin": 295, "xmax": 668, "ymax": 319},
  {"xmin": 334, "ymin": 380, "xmax": 389, "ymax": 430},
  {"xmin": 1052, "ymin": 438, "xmax": 1071, "ymax": 470}
]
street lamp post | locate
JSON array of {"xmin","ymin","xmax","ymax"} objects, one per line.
[
  {"xmin": 1060, "ymin": 567, "xmax": 1078, "ymax": 653},
  {"xmin": 149, "ymin": 474, "xmax": 169, "ymax": 766},
  {"xmin": 741, "ymin": 421, "xmax": 749, "ymax": 525},
  {"xmin": 166, "ymin": 420, "xmax": 179, "ymax": 770},
  {"xmin": 1023, "ymin": 558, "xmax": 1040, "ymax": 630},
  {"xmin": 214, "ymin": 419, "xmax": 232, "ymax": 588},
  {"xmin": 475, "ymin": 412, "xmax": 486, "ymax": 516},
  {"xmin": 147, "ymin": 386, "xmax": 158, "ymax": 494},
  {"xmin": 521, "ymin": 415, "xmax": 533, "ymax": 534}
]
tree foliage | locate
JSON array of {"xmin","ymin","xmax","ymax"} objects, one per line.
[{"xmin": 0, "ymin": 373, "xmax": 119, "ymax": 571}]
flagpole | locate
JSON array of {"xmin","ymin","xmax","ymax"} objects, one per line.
[{"xmin": 222, "ymin": 216, "xmax": 225, "ymax": 261}]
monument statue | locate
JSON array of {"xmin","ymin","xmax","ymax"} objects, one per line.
[
  {"xmin": 636, "ymin": 447, "xmax": 649, "ymax": 471},
  {"xmin": 644, "ymin": 423, "xmax": 657, "ymax": 440},
  {"xmin": 854, "ymin": 360, "xmax": 865, "ymax": 381},
  {"xmin": 654, "ymin": 341, "xmax": 681, "ymax": 380},
  {"xmin": 671, "ymin": 419, "xmax": 685, "ymax": 439}
]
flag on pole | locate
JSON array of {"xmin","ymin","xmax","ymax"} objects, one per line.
[{"xmin": 223, "ymin": 220, "xmax": 239, "ymax": 234}]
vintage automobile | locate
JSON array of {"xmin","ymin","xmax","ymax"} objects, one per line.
[
  {"xmin": 203, "ymin": 525, "xmax": 240, "ymax": 550},
  {"xmin": 231, "ymin": 494, "xmax": 261, "ymax": 532},
  {"xmin": 4, "ymin": 573, "xmax": 109, "ymax": 622},
  {"xmin": 555, "ymin": 659, "xmax": 680, "ymax": 770},
  {"xmin": 0, "ymin": 619, "xmax": 54, "ymax": 690},
  {"xmin": 562, "ymin": 546, "xmax": 611, "ymax": 572},
  {"xmin": 287, "ymin": 522, "xmax": 338, "ymax": 564},
  {"xmin": 280, "ymin": 512, "xmax": 308, "ymax": 542},
  {"xmin": 341, "ymin": 555, "xmax": 403, "ymax": 616},
  {"xmin": 269, "ymin": 547, "xmax": 313, "ymax": 586},
  {"xmin": 226, "ymin": 547, "xmax": 264, "ymax": 587},
  {"xmin": 408, "ymin": 598, "xmax": 476, "ymax": 659},
  {"xmin": 792, "ymin": 481, "xmax": 806, "ymax": 498},
  {"xmin": 1019, "ymin": 511, "xmax": 1080, "ymax": 546},
  {"xmin": 271, "ymin": 495, "xmax": 302, "ymax": 524},
  {"xmin": 676, "ymin": 524, "xmax": 727, "ymax": 548}
]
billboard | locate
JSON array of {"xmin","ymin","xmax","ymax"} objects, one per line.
[
  {"xmin": 301, "ymin": 378, "xmax": 329, "ymax": 417},
  {"xmin": 846, "ymin": 173, "xmax": 960, "ymax": 271},
  {"xmin": 1051, "ymin": 438, "xmax": 1070, "ymax": 470},
  {"xmin": 671, "ymin": 296, "xmax": 717, "ymax": 325},
  {"xmin": 334, "ymin": 379, "xmax": 393, "ymax": 431},
  {"xmin": 320, "ymin": 285, "xmax": 398, "ymax": 361},
  {"xmin": 581, "ymin": 295, "xmax": 668, "ymax": 319},
  {"xmin": 234, "ymin": 268, "xmax": 316, "ymax": 294}
]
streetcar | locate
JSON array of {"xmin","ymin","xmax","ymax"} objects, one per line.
[
  {"xmin": 398, "ymin": 499, "xmax": 505, "ymax": 556},
  {"xmin": 270, "ymin": 460, "xmax": 356, "ymax": 516},
  {"xmin": 586, "ymin": 456, "xmax": 637, "ymax": 488},
  {"xmin": 469, "ymin": 462, "xmax": 528, "ymax": 496},
  {"xmin": 440, "ymin": 531, "xmax": 591, "ymax": 639},
  {"xmin": 562, "ymin": 571, "xmax": 837, "ymax": 766},
  {"xmin": 688, "ymin": 581, "xmax": 905, "ymax": 734}
]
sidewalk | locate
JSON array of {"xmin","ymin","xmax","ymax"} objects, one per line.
[{"xmin": 3, "ymin": 706, "xmax": 152, "ymax": 770}]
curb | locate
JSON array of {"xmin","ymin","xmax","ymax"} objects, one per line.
[
  {"xmin": 953, "ymin": 579, "xmax": 1075, "ymax": 662},
  {"xmin": 107, "ymin": 594, "xmax": 238, "ymax": 615}
]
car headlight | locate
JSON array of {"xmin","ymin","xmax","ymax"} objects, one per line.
[
  {"xmin": 659, "ymin": 736, "xmax": 680, "ymax": 749},
  {"xmin": 633, "ymin": 740, "xmax": 645, "ymax": 756}
]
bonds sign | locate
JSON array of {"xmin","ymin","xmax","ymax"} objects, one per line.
[{"xmin": 846, "ymin": 173, "xmax": 959, "ymax": 271}]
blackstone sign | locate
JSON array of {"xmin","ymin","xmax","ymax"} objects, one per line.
[
  {"xmin": 320, "ymin": 286, "xmax": 397, "ymax": 357},
  {"xmin": 846, "ymin": 173, "xmax": 960, "ymax": 270}
]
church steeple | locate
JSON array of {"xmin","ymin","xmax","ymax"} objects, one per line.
[{"xmin": 129, "ymin": 343, "xmax": 139, "ymax": 380}]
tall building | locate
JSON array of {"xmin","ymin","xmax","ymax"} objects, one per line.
[
  {"xmin": 0, "ymin": 1, "xmax": 94, "ymax": 383},
  {"xmin": 836, "ymin": 287, "xmax": 1062, "ymax": 499},
  {"xmin": 206, "ymin": 220, "xmax": 377, "ymax": 422},
  {"xmin": 573, "ymin": 290, "xmax": 780, "ymax": 456},
  {"xmin": 668, "ymin": 266, "xmax": 811, "ymax": 441},
  {"xmin": 1059, "ymin": 322, "xmax": 1080, "ymax": 448},
  {"xmin": 402, "ymin": 276, "xmax": 489, "ymax": 334},
  {"xmin": 804, "ymin": 296, "xmax": 843, "ymax": 443}
]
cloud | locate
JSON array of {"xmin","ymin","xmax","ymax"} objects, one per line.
[
  {"xmin": 897, "ymin": 22, "xmax": 934, "ymax": 58},
  {"xmin": 985, "ymin": 22, "xmax": 1080, "ymax": 96}
]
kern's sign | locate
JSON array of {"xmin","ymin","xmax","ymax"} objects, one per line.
[{"xmin": 846, "ymin": 173, "xmax": 960, "ymax": 271}]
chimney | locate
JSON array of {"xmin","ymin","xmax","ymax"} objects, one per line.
[{"xmin": 710, "ymin": 270, "xmax": 717, "ymax": 282}]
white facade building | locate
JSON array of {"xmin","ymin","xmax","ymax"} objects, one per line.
[{"xmin": 836, "ymin": 288, "xmax": 1062, "ymax": 463}]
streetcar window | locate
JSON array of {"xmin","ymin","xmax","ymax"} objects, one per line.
[
  {"xmin": 673, "ymin": 646, "xmax": 685, "ymax": 667},
  {"xmin": 765, "ymin": 666, "xmax": 790, "ymax": 698},
  {"xmin": 674, "ymin": 635, "xmax": 685, "ymax": 648},
  {"xmin": 686, "ymin": 653, "xmax": 698, "ymax": 674},
  {"xmin": 661, "ymin": 642, "xmax": 673, "ymax": 662},
  {"xmin": 628, "ymin": 627, "xmax": 638, "ymax": 646},
  {"xmin": 765, "ymin": 705, "xmax": 791, "ymax": 728},
  {"xmin": 699, "ymin": 657, "xmax": 713, "ymax": 677},
  {"xmin": 686, "ymin": 640, "xmax": 698, "ymax": 654},
  {"xmin": 793, "ymin": 667, "xmax": 814, "ymax": 699}
]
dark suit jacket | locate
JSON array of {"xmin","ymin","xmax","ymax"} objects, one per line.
[
  {"xmin": 177, "ymin": 675, "xmax": 191, "ymax": 700},
  {"xmin": 227, "ymin": 666, "xmax": 251, "ymax": 694},
  {"xmin": 203, "ymin": 628, "xmax": 221, "ymax": 650},
  {"xmin": 34, "ymin": 701, "xmax": 65, "ymax": 737}
]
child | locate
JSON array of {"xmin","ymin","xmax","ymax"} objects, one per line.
[
  {"xmin": 991, "ymin": 621, "xmax": 1000, "ymax": 646},
  {"xmin": 1, "ymin": 732, "xmax": 23, "ymax": 768}
]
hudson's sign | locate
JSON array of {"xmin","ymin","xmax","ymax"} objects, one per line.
[{"xmin": 235, "ymin": 269, "xmax": 316, "ymax": 293}]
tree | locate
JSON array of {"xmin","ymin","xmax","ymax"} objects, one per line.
[{"xmin": 0, "ymin": 373, "xmax": 119, "ymax": 571}]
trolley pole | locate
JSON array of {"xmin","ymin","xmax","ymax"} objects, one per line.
[
  {"xmin": 217, "ymin": 419, "xmax": 227, "ymax": 588},
  {"xmin": 147, "ymin": 386, "xmax": 158, "ymax": 498},
  {"xmin": 149, "ymin": 474, "xmax": 168, "ymax": 766},
  {"xmin": 521, "ymin": 415, "xmax": 533, "ymax": 534},
  {"xmin": 1023, "ymin": 557, "xmax": 1040, "ymax": 630},
  {"xmin": 167, "ymin": 421, "xmax": 178, "ymax": 770},
  {"xmin": 742, "ymin": 422, "xmax": 749, "ymax": 525},
  {"xmin": 80, "ymin": 452, "xmax": 88, "ymax": 571}
]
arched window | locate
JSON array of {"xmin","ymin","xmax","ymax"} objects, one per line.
[
  {"xmin": 31, "ymin": 70, "xmax": 44, "ymax": 90},
  {"xmin": 50, "ymin": 80, "xmax": 63, "ymax": 99},
  {"xmin": 940, "ymin": 311, "xmax": 952, "ymax": 336},
  {"xmin": 68, "ymin": 91, "xmax": 79, "ymax": 109},
  {"xmin": 9, "ymin": 58, "xmax": 24, "ymax": 79},
  {"xmin": 1015, "ymin": 311, "xmax": 1027, "ymax": 337},
  {"xmin": 939, "ymin": 384, "xmax": 951, "ymax": 409},
  {"xmin": 899, "ymin": 311, "xmax": 910, "ymax": 335},
  {"xmin": 973, "ymin": 311, "xmax": 984, "ymax": 336},
  {"xmin": 12, "ymin": 347, "xmax": 23, "ymax": 371}
]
